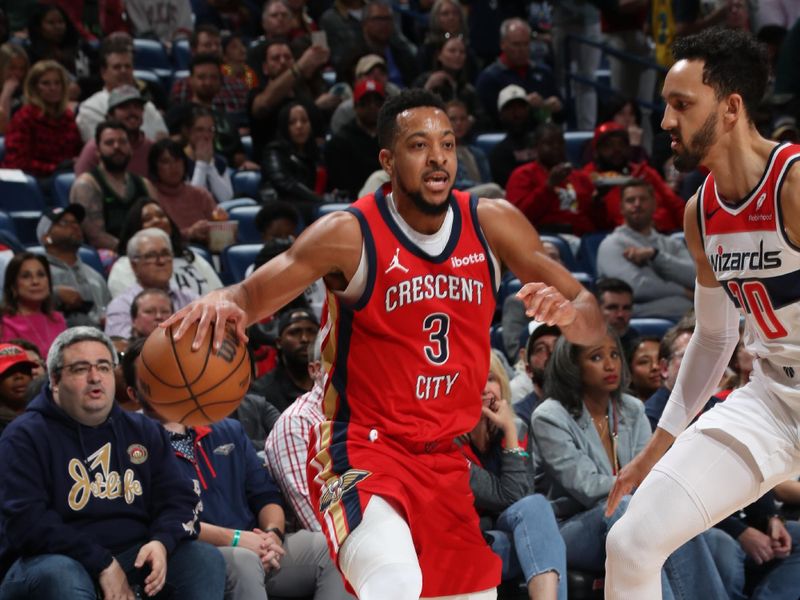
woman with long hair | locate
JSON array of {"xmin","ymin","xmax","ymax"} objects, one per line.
[
  {"xmin": 109, "ymin": 198, "xmax": 222, "ymax": 297},
  {"xmin": 261, "ymin": 100, "xmax": 324, "ymax": 223},
  {"xmin": 2, "ymin": 59, "xmax": 81, "ymax": 178},
  {"xmin": 0, "ymin": 43, "xmax": 28, "ymax": 133},
  {"xmin": 458, "ymin": 351, "xmax": 566, "ymax": 600},
  {"xmin": 417, "ymin": 0, "xmax": 478, "ymax": 81},
  {"xmin": 0, "ymin": 253, "xmax": 66, "ymax": 356},
  {"xmin": 532, "ymin": 330, "xmax": 735, "ymax": 598},
  {"xmin": 182, "ymin": 106, "xmax": 234, "ymax": 204}
]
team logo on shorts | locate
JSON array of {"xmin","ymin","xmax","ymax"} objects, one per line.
[
  {"xmin": 319, "ymin": 469, "xmax": 371, "ymax": 513},
  {"xmin": 127, "ymin": 444, "xmax": 148, "ymax": 464}
]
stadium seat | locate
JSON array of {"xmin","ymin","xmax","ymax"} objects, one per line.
[
  {"xmin": 489, "ymin": 323, "xmax": 506, "ymax": 359},
  {"xmin": 576, "ymin": 231, "xmax": 608, "ymax": 278},
  {"xmin": 540, "ymin": 235, "xmax": 579, "ymax": 271},
  {"xmin": 0, "ymin": 172, "xmax": 46, "ymax": 212},
  {"xmin": 314, "ymin": 203, "xmax": 351, "ymax": 219},
  {"xmin": 134, "ymin": 69, "xmax": 166, "ymax": 96},
  {"xmin": 132, "ymin": 39, "xmax": 173, "ymax": 82},
  {"xmin": 629, "ymin": 318, "xmax": 676, "ymax": 338},
  {"xmin": 475, "ymin": 132, "xmax": 505, "ymax": 156},
  {"xmin": 172, "ymin": 38, "xmax": 191, "ymax": 70},
  {"xmin": 0, "ymin": 136, "xmax": 5, "ymax": 163},
  {"xmin": 240, "ymin": 135, "xmax": 253, "ymax": 160},
  {"xmin": 53, "ymin": 172, "xmax": 76, "ymax": 208},
  {"xmin": 220, "ymin": 243, "xmax": 261, "ymax": 285},
  {"xmin": 564, "ymin": 130, "xmax": 593, "ymax": 166},
  {"xmin": 231, "ymin": 171, "xmax": 262, "ymax": 200},
  {"xmin": 10, "ymin": 212, "xmax": 42, "ymax": 247},
  {"xmin": 229, "ymin": 205, "xmax": 262, "ymax": 243},
  {"xmin": 0, "ymin": 211, "xmax": 15, "ymax": 236},
  {"xmin": 219, "ymin": 197, "xmax": 257, "ymax": 212},
  {"xmin": 496, "ymin": 277, "xmax": 522, "ymax": 321}
]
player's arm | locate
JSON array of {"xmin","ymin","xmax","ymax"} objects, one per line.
[
  {"xmin": 477, "ymin": 197, "xmax": 605, "ymax": 346},
  {"xmin": 164, "ymin": 211, "xmax": 362, "ymax": 349},
  {"xmin": 606, "ymin": 193, "xmax": 740, "ymax": 515}
]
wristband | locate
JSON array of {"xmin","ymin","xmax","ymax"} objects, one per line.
[
  {"xmin": 265, "ymin": 527, "xmax": 285, "ymax": 543},
  {"xmin": 231, "ymin": 529, "xmax": 241, "ymax": 547},
  {"xmin": 502, "ymin": 447, "xmax": 529, "ymax": 457}
]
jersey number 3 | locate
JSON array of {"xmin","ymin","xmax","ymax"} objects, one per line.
[
  {"xmin": 726, "ymin": 280, "xmax": 788, "ymax": 339},
  {"xmin": 423, "ymin": 313, "xmax": 450, "ymax": 364}
]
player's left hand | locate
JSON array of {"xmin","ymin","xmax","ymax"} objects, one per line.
[
  {"xmin": 516, "ymin": 282, "xmax": 576, "ymax": 328},
  {"xmin": 134, "ymin": 540, "xmax": 167, "ymax": 597},
  {"xmin": 768, "ymin": 517, "xmax": 792, "ymax": 558}
]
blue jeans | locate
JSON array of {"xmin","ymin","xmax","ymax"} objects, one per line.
[
  {"xmin": 559, "ymin": 496, "xmax": 727, "ymax": 600},
  {"xmin": 486, "ymin": 494, "xmax": 567, "ymax": 600},
  {"xmin": 0, "ymin": 540, "xmax": 226, "ymax": 600}
]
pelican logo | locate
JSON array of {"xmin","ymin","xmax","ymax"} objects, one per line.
[
  {"xmin": 127, "ymin": 444, "xmax": 148, "ymax": 464},
  {"xmin": 213, "ymin": 443, "xmax": 235, "ymax": 456},
  {"xmin": 319, "ymin": 469, "xmax": 371, "ymax": 513},
  {"xmin": 385, "ymin": 248, "xmax": 409, "ymax": 274}
]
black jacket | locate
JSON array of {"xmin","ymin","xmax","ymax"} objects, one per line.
[{"xmin": 261, "ymin": 140, "xmax": 323, "ymax": 208}]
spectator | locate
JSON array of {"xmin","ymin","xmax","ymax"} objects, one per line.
[
  {"xmin": 583, "ymin": 122, "xmax": 685, "ymax": 232},
  {"xmin": 512, "ymin": 322, "xmax": 560, "ymax": 423},
  {"xmin": 0, "ymin": 326, "xmax": 226, "ymax": 600},
  {"xmin": 6, "ymin": 339, "xmax": 45, "ymax": 380},
  {"xmin": 755, "ymin": 0, "xmax": 800, "ymax": 31},
  {"xmin": 74, "ymin": 84, "xmax": 153, "ymax": 178},
  {"xmin": 489, "ymin": 84, "xmax": 537, "ymax": 188},
  {"xmin": 506, "ymin": 123, "xmax": 605, "ymax": 235},
  {"xmin": 596, "ymin": 179, "xmax": 695, "ymax": 321},
  {"xmin": 330, "ymin": 53, "xmax": 399, "ymax": 135},
  {"xmin": 248, "ymin": 39, "xmax": 331, "ymax": 163},
  {"xmin": 38, "ymin": 205, "xmax": 111, "ymax": 328},
  {"xmin": 446, "ymin": 99, "xmax": 496, "ymax": 190},
  {"xmin": 286, "ymin": 0, "xmax": 318, "ymax": 41},
  {"xmin": 458, "ymin": 351, "xmax": 567, "ymax": 599},
  {"xmin": 717, "ymin": 335, "xmax": 754, "ymax": 399},
  {"xmin": 71, "ymin": 120, "xmax": 156, "ymax": 251},
  {"xmin": 254, "ymin": 201, "xmax": 301, "ymax": 242},
  {"xmin": 222, "ymin": 33, "xmax": 260, "ymax": 90},
  {"xmin": 626, "ymin": 336, "xmax": 662, "ymax": 402},
  {"xmin": 339, "ymin": 0, "xmax": 418, "ymax": 88},
  {"xmin": 0, "ymin": 42, "xmax": 28, "ymax": 133},
  {"xmin": 1, "ymin": 59, "xmax": 81, "ymax": 179},
  {"xmin": 247, "ymin": 0, "xmax": 304, "ymax": 73},
  {"xmin": 76, "ymin": 41, "xmax": 167, "ymax": 142},
  {"xmin": 0, "ymin": 343, "xmax": 37, "ymax": 434},
  {"xmin": 130, "ymin": 287, "xmax": 173, "ymax": 340},
  {"xmin": 531, "ymin": 330, "xmax": 730, "ymax": 597},
  {"xmin": 193, "ymin": 0, "xmax": 261, "ymax": 40},
  {"xmin": 148, "ymin": 139, "xmax": 225, "ymax": 245},
  {"xmin": 182, "ymin": 106, "xmax": 234, "ymax": 204},
  {"xmin": 105, "ymin": 227, "xmax": 197, "ymax": 340},
  {"xmin": 417, "ymin": 0, "xmax": 477, "ymax": 80},
  {"xmin": 262, "ymin": 101, "xmax": 326, "ymax": 223},
  {"xmin": 238, "ymin": 308, "xmax": 319, "ymax": 450},
  {"xmin": 324, "ymin": 77, "xmax": 384, "ymax": 200},
  {"xmin": 51, "ymin": 0, "xmax": 127, "ymax": 42},
  {"xmin": 476, "ymin": 18, "xmax": 562, "ymax": 127},
  {"xmin": 124, "ymin": 0, "xmax": 193, "ymax": 46},
  {"xmin": 112, "ymin": 198, "xmax": 223, "ymax": 297},
  {"xmin": 25, "ymin": 3, "xmax": 92, "ymax": 90},
  {"xmin": 171, "ymin": 24, "xmax": 250, "ymax": 119},
  {"xmin": 265, "ymin": 336, "xmax": 325, "ymax": 532},
  {"xmin": 319, "ymin": 0, "xmax": 367, "ymax": 71},
  {"xmin": 597, "ymin": 96, "xmax": 649, "ymax": 163},
  {"xmin": 0, "ymin": 253, "xmax": 66, "ymax": 357},
  {"xmin": 594, "ymin": 277, "xmax": 640, "ymax": 355}
]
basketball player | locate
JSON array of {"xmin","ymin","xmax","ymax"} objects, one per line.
[
  {"xmin": 602, "ymin": 29, "xmax": 800, "ymax": 598},
  {"xmin": 164, "ymin": 89, "xmax": 605, "ymax": 600}
]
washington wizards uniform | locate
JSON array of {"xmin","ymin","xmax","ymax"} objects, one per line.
[
  {"xmin": 695, "ymin": 142, "xmax": 800, "ymax": 479},
  {"xmin": 307, "ymin": 187, "xmax": 502, "ymax": 596}
]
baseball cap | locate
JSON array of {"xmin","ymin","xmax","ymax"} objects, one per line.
[
  {"xmin": 525, "ymin": 321, "xmax": 561, "ymax": 358},
  {"xmin": 497, "ymin": 84, "xmax": 529, "ymax": 112},
  {"xmin": 353, "ymin": 78, "xmax": 386, "ymax": 104},
  {"xmin": 277, "ymin": 308, "xmax": 319, "ymax": 335},
  {"xmin": 355, "ymin": 54, "xmax": 386, "ymax": 78},
  {"xmin": 0, "ymin": 344, "xmax": 37, "ymax": 378},
  {"xmin": 107, "ymin": 84, "xmax": 145, "ymax": 112},
  {"xmin": 36, "ymin": 205, "xmax": 86, "ymax": 246},
  {"xmin": 593, "ymin": 121, "xmax": 628, "ymax": 147}
]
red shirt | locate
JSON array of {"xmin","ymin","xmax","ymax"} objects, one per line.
[
  {"xmin": 2, "ymin": 105, "xmax": 82, "ymax": 178},
  {"xmin": 506, "ymin": 161, "xmax": 608, "ymax": 234},
  {"xmin": 582, "ymin": 161, "xmax": 686, "ymax": 232}
]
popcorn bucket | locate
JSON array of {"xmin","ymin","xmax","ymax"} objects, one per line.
[{"xmin": 207, "ymin": 220, "xmax": 238, "ymax": 253}]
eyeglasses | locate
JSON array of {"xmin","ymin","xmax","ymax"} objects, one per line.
[
  {"xmin": 59, "ymin": 360, "xmax": 115, "ymax": 376},
  {"xmin": 132, "ymin": 250, "xmax": 173, "ymax": 263}
]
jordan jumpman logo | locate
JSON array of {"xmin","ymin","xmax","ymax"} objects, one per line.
[{"xmin": 385, "ymin": 248, "xmax": 409, "ymax": 274}]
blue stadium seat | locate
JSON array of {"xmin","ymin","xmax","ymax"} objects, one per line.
[
  {"xmin": 189, "ymin": 245, "xmax": 213, "ymax": 266},
  {"xmin": 0, "ymin": 210, "xmax": 15, "ymax": 236},
  {"xmin": 231, "ymin": 171, "xmax": 262, "ymax": 199},
  {"xmin": 314, "ymin": 203, "xmax": 351, "ymax": 219},
  {"xmin": 496, "ymin": 277, "xmax": 522, "ymax": 320},
  {"xmin": 220, "ymin": 243, "xmax": 261, "ymax": 285},
  {"xmin": 0, "ymin": 173, "xmax": 46, "ymax": 212},
  {"xmin": 539, "ymin": 235, "xmax": 579, "ymax": 271},
  {"xmin": 219, "ymin": 197, "xmax": 257, "ymax": 212},
  {"xmin": 490, "ymin": 323, "xmax": 506, "ymax": 359},
  {"xmin": 564, "ymin": 131, "xmax": 593, "ymax": 166},
  {"xmin": 0, "ymin": 136, "xmax": 5, "ymax": 163},
  {"xmin": 240, "ymin": 136, "xmax": 253, "ymax": 160},
  {"xmin": 172, "ymin": 38, "xmax": 191, "ymax": 70},
  {"xmin": 132, "ymin": 39, "xmax": 173, "ymax": 82},
  {"xmin": 11, "ymin": 212, "xmax": 42, "ymax": 246},
  {"xmin": 475, "ymin": 132, "xmax": 505, "ymax": 156},
  {"xmin": 322, "ymin": 70, "xmax": 336, "ymax": 88},
  {"xmin": 229, "ymin": 205, "xmax": 262, "ymax": 243},
  {"xmin": 53, "ymin": 172, "xmax": 76, "ymax": 208},
  {"xmin": 629, "ymin": 318, "xmax": 676, "ymax": 339},
  {"xmin": 134, "ymin": 69, "xmax": 166, "ymax": 96},
  {"xmin": 576, "ymin": 231, "xmax": 608, "ymax": 278}
]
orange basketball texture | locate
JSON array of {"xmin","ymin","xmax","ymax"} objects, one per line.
[{"xmin": 137, "ymin": 322, "xmax": 251, "ymax": 425}]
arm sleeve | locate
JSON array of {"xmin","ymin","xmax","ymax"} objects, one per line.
[
  {"xmin": 468, "ymin": 453, "xmax": 534, "ymax": 515},
  {"xmin": 658, "ymin": 282, "xmax": 741, "ymax": 436}
]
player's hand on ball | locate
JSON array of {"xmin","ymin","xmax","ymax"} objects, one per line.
[
  {"xmin": 516, "ymin": 282, "xmax": 577, "ymax": 328},
  {"xmin": 162, "ymin": 290, "xmax": 249, "ymax": 351}
]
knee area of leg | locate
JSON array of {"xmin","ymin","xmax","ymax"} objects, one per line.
[
  {"xmin": 607, "ymin": 514, "xmax": 662, "ymax": 569},
  {"xmin": 507, "ymin": 494, "xmax": 552, "ymax": 522},
  {"xmin": 33, "ymin": 555, "xmax": 92, "ymax": 588},
  {"xmin": 357, "ymin": 562, "xmax": 423, "ymax": 600}
]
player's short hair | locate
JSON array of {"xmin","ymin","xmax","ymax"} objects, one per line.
[
  {"xmin": 377, "ymin": 88, "xmax": 446, "ymax": 150},
  {"xmin": 672, "ymin": 28, "xmax": 769, "ymax": 122}
]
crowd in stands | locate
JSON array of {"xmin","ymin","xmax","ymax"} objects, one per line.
[{"xmin": 0, "ymin": 0, "xmax": 797, "ymax": 598}]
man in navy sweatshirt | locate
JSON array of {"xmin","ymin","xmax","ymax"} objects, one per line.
[{"xmin": 0, "ymin": 327, "xmax": 226, "ymax": 600}]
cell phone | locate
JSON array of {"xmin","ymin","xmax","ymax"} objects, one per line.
[{"xmin": 311, "ymin": 30, "xmax": 328, "ymax": 49}]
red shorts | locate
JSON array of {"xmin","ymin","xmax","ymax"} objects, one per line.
[{"xmin": 308, "ymin": 422, "xmax": 501, "ymax": 597}]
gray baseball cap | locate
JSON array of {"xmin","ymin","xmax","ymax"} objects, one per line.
[{"xmin": 107, "ymin": 85, "xmax": 145, "ymax": 112}]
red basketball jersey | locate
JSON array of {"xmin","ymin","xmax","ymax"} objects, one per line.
[{"xmin": 319, "ymin": 187, "xmax": 497, "ymax": 442}]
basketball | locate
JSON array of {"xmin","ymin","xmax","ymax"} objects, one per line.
[{"xmin": 136, "ymin": 321, "xmax": 251, "ymax": 425}]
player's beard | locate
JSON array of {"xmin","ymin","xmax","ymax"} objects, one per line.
[
  {"xmin": 672, "ymin": 111, "xmax": 718, "ymax": 173},
  {"xmin": 397, "ymin": 177, "xmax": 452, "ymax": 216}
]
